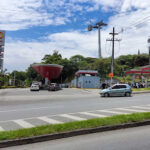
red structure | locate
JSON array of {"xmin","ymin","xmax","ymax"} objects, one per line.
[
  {"xmin": 125, "ymin": 65, "xmax": 150, "ymax": 76},
  {"xmin": 32, "ymin": 64, "xmax": 63, "ymax": 81},
  {"xmin": 75, "ymin": 70, "xmax": 98, "ymax": 76}
]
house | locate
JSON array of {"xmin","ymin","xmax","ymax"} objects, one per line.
[{"xmin": 71, "ymin": 70, "xmax": 101, "ymax": 88}]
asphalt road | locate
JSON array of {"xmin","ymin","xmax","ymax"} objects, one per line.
[
  {"xmin": 0, "ymin": 88, "xmax": 150, "ymax": 131},
  {"xmin": 3, "ymin": 125, "xmax": 150, "ymax": 150}
]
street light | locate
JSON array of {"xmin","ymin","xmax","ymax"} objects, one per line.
[{"xmin": 88, "ymin": 20, "xmax": 107, "ymax": 58}]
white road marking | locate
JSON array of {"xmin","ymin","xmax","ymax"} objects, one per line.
[
  {"xmin": 0, "ymin": 126, "xmax": 4, "ymax": 131},
  {"xmin": 79, "ymin": 112, "xmax": 106, "ymax": 117},
  {"xmin": 132, "ymin": 106, "xmax": 150, "ymax": 110},
  {"xmin": 116, "ymin": 108, "xmax": 147, "ymax": 112},
  {"xmin": 97, "ymin": 110, "xmax": 129, "ymax": 114},
  {"xmin": 13, "ymin": 120, "xmax": 34, "ymax": 128},
  {"xmin": 38, "ymin": 116, "xmax": 63, "ymax": 124},
  {"xmin": 60, "ymin": 114, "xmax": 86, "ymax": 121}
]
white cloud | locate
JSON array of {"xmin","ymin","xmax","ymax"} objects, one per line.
[
  {"xmin": 0, "ymin": 0, "xmax": 72, "ymax": 30},
  {"xmin": 2, "ymin": 0, "xmax": 150, "ymax": 72},
  {"xmin": 4, "ymin": 6, "xmax": 150, "ymax": 72},
  {"xmin": 0, "ymin": 0, "xmax": 150, "ymax": 31},
  {"xmin": 4, "ymin": 30, "xmax": 100, "ymax": 71}
]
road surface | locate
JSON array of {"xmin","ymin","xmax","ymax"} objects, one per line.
[
  {"xmin": 3, "ymin": 125, "xmax": 150, "ymax": 150},
  {"xmin": 0, "ymin": 88, "xmax": 150, "ymax": 131}
]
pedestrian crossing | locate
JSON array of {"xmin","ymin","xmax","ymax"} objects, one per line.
[
  {"xmin": 13, "ymin": 119, "xmax": 35, "ymax": 128},
  {"xmin": 38, "ymin": 116, "xmax": 63, "ymax": 124},
  {"xmin": 1, "ymin": 104, "xmax": 150, "ymax": 131},
  {"xmin": 60, "ymin": 114, "xmax": 86, "ymax": 121},
  {"xmin": 79, "ymin": 112, "xmax": 106, "ymax": 118}
]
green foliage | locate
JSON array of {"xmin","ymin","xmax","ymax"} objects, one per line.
[
  {"xmin": 116, "ymin": 53, "xmax": 149, "ymax": 69},
  {"xmin": 42, "ymin": 51, "xmax": 78, "ymax": 83},
  {"xmin": 70, "ymin": 55, "xmax": 85, "ymax": 63},
  {"xmin": 94, "ymin": 58, "xmax": 111, "ymax": 78},
  {"xmin": 2, "ymin": 52, "xmax": 149, "ymax": 86},
  {"xmin": 42, "ymin": 50, "xmax": 62, "ymax": 64}
]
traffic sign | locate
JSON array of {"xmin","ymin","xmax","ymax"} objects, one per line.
[{"xmin": 109, "ymin": 73, "xmax": 114, "ymax": 78}]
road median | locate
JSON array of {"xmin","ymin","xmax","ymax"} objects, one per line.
[{"xmin": 1, "ymin": 112, "xmax": 150, "ymax": 148}]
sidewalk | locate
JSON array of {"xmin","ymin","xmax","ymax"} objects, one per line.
[{"xmin": 81, "ymin": 88, "xmax": 150, "ymax": 94}]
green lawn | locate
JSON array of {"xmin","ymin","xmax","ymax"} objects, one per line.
[
  {"xmin": 132, "ymin": 87, "xmax": 150, "ymax": 91},
  {"xmin": 0, "ymin": 112, "xmax": 150, "ymax": 141}
]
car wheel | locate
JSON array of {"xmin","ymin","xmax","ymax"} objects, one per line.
[
  {"xmin": 104, "ymin": 93, "xmax": 109, "ymax": 97},
  {"xmin": 125, "ymin": 92, "xmax": 131, "ymax": 97}
]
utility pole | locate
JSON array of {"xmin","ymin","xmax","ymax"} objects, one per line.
[
  {"xmin": 106, "ymin": 27, "xmax": 121, "ymax": 85},
  {"xmin": 148, "ymin": 37, "xmax": 150, "ymax": 66},
  {"xmin": 88, "ymin": 20, "xmax": 107, "ymax": 58}
]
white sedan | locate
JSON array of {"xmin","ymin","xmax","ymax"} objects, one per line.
[{"xmin": 30, "ymin": 84, "xmax": 40, "ymax": 91}]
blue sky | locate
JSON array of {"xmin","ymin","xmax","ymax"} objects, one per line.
[{"xmin": 1, "ymin": 0, "xmax": 150, "ymax": 72}]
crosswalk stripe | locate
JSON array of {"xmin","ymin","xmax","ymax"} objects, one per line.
[
  {"xmin": 0, "ymin": 126, "xmax": 4, "ymax": 131},
  {"xmin": 116, "ymin": 108, "xmax": 147, "ymax": 112},
  {"xmin": 13, "ymin": 120, "xmax": 34, "ymax": 128},
  {"xmin": 38, "ymin": 117, "xmax": 63, "ymax": 124},
  {"xmin": 132, "ymin": 106, "xmax": 150, "ymax": 110},
  {"xmin": 60, "ymin": 114, "xmax": 86, "ymax": 121},
  {"xmin": 98, "ymin": 110, "xmax": 128, "ymax": 114},
  {"xmin": 79, "ymin": 112, "xmax": 106, "ymax": 117}
]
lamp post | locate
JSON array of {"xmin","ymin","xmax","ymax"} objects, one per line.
[
  {"xmin": 148, "ymin": 37, "xmax": 150, "ymax": 66},
  {"xmin": 88, "ymin": 20, "xmax": 107, "ymax": 58}
]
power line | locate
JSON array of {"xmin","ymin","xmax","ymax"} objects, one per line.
[{"xmin": 120, "ymin": 15, "xmax": 150, "ymax": 33}]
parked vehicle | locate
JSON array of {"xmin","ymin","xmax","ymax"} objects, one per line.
[
  {"xmin": 48, "ymin": 83, "xmax": 61, "ymax": 91},
  {"xmin": 100, "ymin": 84, "xmax": 132, "ymax": 97},
  {"xmin": 30, "ymin": 83, "xmax": 40, "ymax": 91},
  {"xmin": 32, "ymin": 81, "xmax": 42, "ymax": 89}
]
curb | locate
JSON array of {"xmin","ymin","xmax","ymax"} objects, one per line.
[
  {"xmin": 1, "ymin": 120, "xmax": 150, "ymax": 148},
  {"xmin": 133, "ymin": 91, "xmax": 150, "ymax": 94}
]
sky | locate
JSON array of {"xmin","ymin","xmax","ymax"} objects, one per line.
[{"xmin": 1, "ymin": 0, "xmax": 150, "ymax": 72}]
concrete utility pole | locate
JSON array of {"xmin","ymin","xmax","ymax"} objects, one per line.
[
  {"xmin": 106, "ymin": 27, "xmax": 121, "ymax": 85},
  {"xmin": 88, "ymin": 20, "xmax": 107, "ymax": 58}
]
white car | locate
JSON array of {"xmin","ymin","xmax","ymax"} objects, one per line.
[{"xmin": 30, "ymin": 84, "xmax": 40, "ymax": 91}]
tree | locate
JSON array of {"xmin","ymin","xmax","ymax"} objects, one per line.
[
  {"xmin": 55, "ymin": 59, "xmax": 78, "ymax": 83},
  {"xmin": 42, "ymin": 50, "xmax": 62, "ymax": 64},
  {"xmin": 70, "ymin": 55, "xmax": 85, "ymax": 63},
  {"xmin": 94, "ymin": 58, "xmax": 111, "ymax": 78},
  {"xmin": 42, "ymin": 51, "xmax": 78, "ymax": 83},
  {"xmin": 26, "ymin": 65, "xmax": 42, "ymax": 86}
]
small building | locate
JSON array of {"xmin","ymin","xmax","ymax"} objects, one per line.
[{"xmin": 71, "ymin": 70, "xmax": 100, "ymax": 88}]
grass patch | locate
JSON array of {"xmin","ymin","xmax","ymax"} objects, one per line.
[
  {"xmin": 0, "ymin": 112, "xmax": 150, "ymax": 141},
  {"xmin": 132, "ymin": 87, "xmax": 150, "ymax": 91}
]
